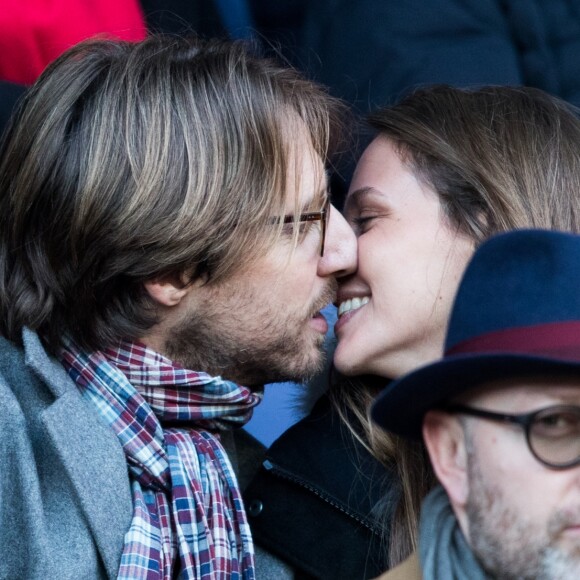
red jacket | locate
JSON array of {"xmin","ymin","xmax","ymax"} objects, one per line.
[{"xmin": 0, "ymin": 0, "xmax": 147, "ymax": 85}]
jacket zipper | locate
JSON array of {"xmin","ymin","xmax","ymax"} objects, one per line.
[{"xmin": 261, "ymin": 459, "xmax": 380, "ymax": 535}]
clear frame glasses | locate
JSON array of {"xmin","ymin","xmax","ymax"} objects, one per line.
[
  {"xmin": 446, "ymin": 404, "xmax": 580, "ymax": 470},
  {"xmin": 278, "ymin": 197, "xmax": 331, "ymax": 257}
]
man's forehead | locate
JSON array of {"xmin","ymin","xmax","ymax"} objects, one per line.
[
  {"xmin": 284, "ymin": 166, "xmax": 329, "ymax": 212},
  {"xmin": 458, "ymin": 375, "xmax": 580, "ymax": 410}
]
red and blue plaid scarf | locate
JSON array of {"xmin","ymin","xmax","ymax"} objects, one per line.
[{"xmin": 60, "ymin": 338, "xmax": 262, "ymax": 579}]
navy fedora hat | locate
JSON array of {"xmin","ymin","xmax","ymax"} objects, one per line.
[{"xmin": 371, "ymin": 229, "xmax": 580, "ymax": 440}]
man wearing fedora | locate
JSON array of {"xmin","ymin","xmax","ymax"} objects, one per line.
[{"xmin": 372, "ymin": 228, "xmax": 580, "ymax": 580}]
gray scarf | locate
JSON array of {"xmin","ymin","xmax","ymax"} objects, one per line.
[{"xmin": 419, "ymin": 486, "xmax": 489, "ymax": 580}]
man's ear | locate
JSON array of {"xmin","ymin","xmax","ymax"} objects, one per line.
[
  {"xmin": 423, "ymin": 410, "xmax": 469, "ymax": 508},
  {"xmin": 144, "ymin": 277, "xmax": 192, "ymax": 307}
]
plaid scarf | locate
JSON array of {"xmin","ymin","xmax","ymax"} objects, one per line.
[{"xmin": 60, "ymin": 338, "xmax": 262, "ymax": 580}]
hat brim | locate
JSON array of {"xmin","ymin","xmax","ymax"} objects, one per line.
[{"xmin": 371, "ymin": 353, "xmax": 580, "ymax": 440}]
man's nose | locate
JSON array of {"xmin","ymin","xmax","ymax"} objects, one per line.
[{"xmin": 317, "ymin": 204, "xmax": 357, "ymax": 278}]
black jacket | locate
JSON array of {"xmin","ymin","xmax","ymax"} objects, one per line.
[{"xmin": 244, "ymin": 395, "xmax": 398, "ymax": 579}]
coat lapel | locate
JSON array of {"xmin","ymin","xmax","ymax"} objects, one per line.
[{"xmin": 24, "ymin": 330, "xmax": 132, "ymax": 579}]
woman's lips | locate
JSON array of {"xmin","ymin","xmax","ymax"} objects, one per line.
[
  {"xmin": 334, "ymin": 297, "xmax": 369, "ymax": 334},
  {"xmin": 337, "ymin": 296, "xmax": 370, "ymax": 317}
]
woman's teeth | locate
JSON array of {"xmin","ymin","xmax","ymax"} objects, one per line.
[{"xmin": 338, "ymin": 297, "xmax": 370, "ymax": 316}]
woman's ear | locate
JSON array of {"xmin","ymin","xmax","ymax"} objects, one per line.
[
  {"xmin": 144, "ymin": 277, "xmax": 192, "ymax": 307},
  {"xmin": 423, "ymin": 410, "xmax": 470, "ymax": 508}
]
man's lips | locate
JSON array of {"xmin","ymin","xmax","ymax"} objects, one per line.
[
  {"xmin": 309, "ymin": 311, "xmax": 328, "ymax": 334},
  {"xmin": 306, "ymin": 281, "xmax": 338, "ymax": 335},
  {"xmin": 561, "ymin": 524, "xmax": 580, "ymax": 537},
  {"xmin": 549, "ymin": 509, "xmax": 580, "ymax": 542}
]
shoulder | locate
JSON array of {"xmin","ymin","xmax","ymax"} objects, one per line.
[
  {"xmin": 0, "ymin": 332, "xmax": 132, "ymax": 578},
  {"xmin": 0, "ymin": 333, "xmax": 25, "ymax": 368},
  {"xmin": 0, "ymin": 334, "xmax": 40, "ymax": 427},
  {"xmin": 0, "ymin": 330, "xmax": 66, "ymax": 406},
  {"xmin": 375, "ymin": 553, "xmax": 422, "ymax": 580}
]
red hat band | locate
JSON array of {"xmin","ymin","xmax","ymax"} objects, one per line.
[{"xmin": 445, "ymin": 321, "xmax": 580, "ymax": 362}]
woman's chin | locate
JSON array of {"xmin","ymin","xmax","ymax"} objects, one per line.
[{"xmin": 333, "ymin": 344, "xmax": 367, "ymax": 377}]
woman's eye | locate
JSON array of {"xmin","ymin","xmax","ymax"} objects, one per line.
[{"xmin": 352, "ymin": 215, "xmax": 376, "ymax": 233}]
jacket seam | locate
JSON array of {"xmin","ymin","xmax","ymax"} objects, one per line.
[{"xmin": 262, "ymin": 459, "xmax": 381, "ymax": 535}]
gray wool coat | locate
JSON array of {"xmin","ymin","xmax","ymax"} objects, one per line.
[
  {"xmin": 0, "ymin": 329, "xmax": 133, "ymax": 579},
  {"xmin": 0, "ymin": 329, "xmax": 293, "ymax": 579}
]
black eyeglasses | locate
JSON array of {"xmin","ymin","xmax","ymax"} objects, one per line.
[
  {"xmin": 446, "ymin": 404, "xmax": 580, "ymax": 470},
  {"xmin": 277, "ymin": 197, "xmax": 331, "ymax": 257}
]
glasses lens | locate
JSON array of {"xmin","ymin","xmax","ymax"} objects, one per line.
[{"xmin": 530, "ymin": 407, "xmax": 580, "ymax": 467}]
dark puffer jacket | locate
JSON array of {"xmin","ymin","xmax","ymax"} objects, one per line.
[{"xmin": 244, "ymin": 395, "xmax": 399, "ymax": 579}]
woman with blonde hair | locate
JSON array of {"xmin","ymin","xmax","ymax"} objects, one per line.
[{"xmin": 246, "ymin": 84, "xmax": 580, "ymax": 578}]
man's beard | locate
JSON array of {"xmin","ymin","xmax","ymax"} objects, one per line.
[
  {"xmin": 163, "ymin": 280, "xmax": 337, "ymax": 386},
  {"xmin": 466, "ymin": 452, "xmax": 580, "ymax": 579}
]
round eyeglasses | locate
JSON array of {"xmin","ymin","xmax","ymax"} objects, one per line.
[
  {"xmin": 446, "ymin": 404, "xmax": 580, "ymax": 470},
  {"xmin": 278, "ymin": 197, "xmax": 331, "ymax": 257}
]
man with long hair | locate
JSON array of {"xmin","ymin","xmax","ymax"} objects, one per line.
[{"xmin": 0, "ymin": 35, "xmax": 356, "ymax": 578}]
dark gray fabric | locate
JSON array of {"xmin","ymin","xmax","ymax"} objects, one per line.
[
  {"xmin": 0, "ymin": 80, "xmax": 25, "ymax": 139},
  {"xmin": 0, "ymin": 330, "xmax": 133, "ymax": 579},
  {"xmin": 302, "ymin": 0, "xmax": 580, "ymax": 112},
  {"xmin": 230, "ymin": 429, "xmax": 295, "ymax": 578},
  {"xmin": 254, "ymin": 545, "xmax": 294, "ymax": 579},
  {"xmin": 419, "ymin": 486, "xmax": 487, "ymax": 580},
  {"xmin": 140, "ymin": 0, "xmax": 226, "ymax": 37}
]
